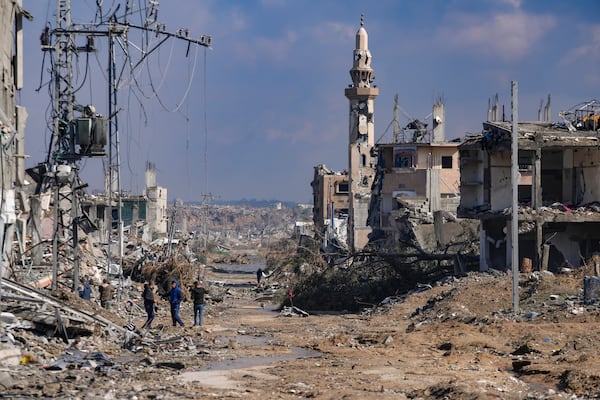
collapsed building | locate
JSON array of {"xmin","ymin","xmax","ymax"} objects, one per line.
[
  {"xmin": 459, "ymin": 98, "xmax": 600, "ymax": 271},
  {"xmin": 81, "ymin": 162, "xmax": 168, "ymax": 246}
]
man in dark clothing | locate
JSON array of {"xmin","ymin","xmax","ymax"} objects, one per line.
[
  {"xmin": 256, "ymin": 268, "xmax": 263, "ymax": 287},
  {"xmin": 99, "ymin": 279, "xmax": 114, "ymax": 309},
  {"xmin": 190, "ymin": 280, "xmax": 208, "ymax": 326},
  {"xmin": 141, "ymin": 282, "xmax": 157, "ymax": 329},
  {"xmin": 167, "ymin": 279, "xmax": 185, "ymax": 327}
]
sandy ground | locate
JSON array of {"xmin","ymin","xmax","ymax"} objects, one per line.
[{"xmin": 3, "ymin": 266, "xmax": 600, "ymax": 399}]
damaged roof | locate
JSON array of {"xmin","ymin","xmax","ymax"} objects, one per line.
[{"xmin": 461, "ymin": 120, "xmax": 600, "ymax": 151}]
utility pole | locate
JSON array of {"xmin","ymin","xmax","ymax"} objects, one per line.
[
  {"xmin": 43, "ymin": 0, "xmax": 97, "ymax": 291},
  {"xmin": 166, "ymin": 200, "xmax": 178, "ymax": 258},
  {"xmin": 200, "ymin": 193, "xmax": 218, "ymax": 252},
  {"xmin": 393, "ymin": 94, "xmax": 400, "ymax": 143},
  {"xmin": 511, "ymin": 80, "xmax": 519, "ymax": 314},
  {"xmin": 40, "ymin": 0, "xmax": 212, "ymax": 290}
]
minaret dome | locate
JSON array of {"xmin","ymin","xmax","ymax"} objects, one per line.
[{"xmin": 350, "ymin": 14, "xmax": 373, "ymax": 89}]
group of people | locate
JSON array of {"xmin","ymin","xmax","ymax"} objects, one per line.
[
  {"xmin": 79, "ymin": 276, "xmax": 208, "ymax": 329},
  {"xmin": 78, "ymin": 278, "xmax": 114, "ymax": 310},
  {"xmin": 141, "ymin": 279, "xmax": 208, "ymax": 329}
]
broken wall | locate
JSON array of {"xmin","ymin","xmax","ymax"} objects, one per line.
[
  {"xmin": 573, "ymin": 148, "xmax": 600, "ymax": 204},
  {"xmin": 490, "ymin": 151, "xmax": 512, "ymax": 211},
  {"xmin": 147, "ymin": 186, "xmax": 168, "ymax": 237},
  {"xmin": 459, "ymin": 149, "xmax": 485, "ymax": 210},
  {"xmin": 311, "ymin": 167, "xmax": 349, "ymax": 234},
  {"xmin": 547, "ymin": 223, "xmax": 600, "ymax": 268}
]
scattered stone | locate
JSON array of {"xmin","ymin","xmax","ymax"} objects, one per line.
[
  {"xmin": 0, "ymin": 346, "xmax": 21, "ymax": 367},
  {"xmin": 523, "ymin": 312, "xmax": 539, "ymax": 320},
  {"xmin": 0, "ymin": 312, "xmax": 17, "ymax": 325},
  {"xmin": 0, "ymin": 371, "xmax": 14, "ymax": 390},
  {"xmin": 156, "ymin": 361, "xmax": 185, "ymax": 370}
]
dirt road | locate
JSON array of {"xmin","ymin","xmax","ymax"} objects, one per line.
[
  {"xmin": 3, "ymin": 266, "xmax": 600, "ymax": 399},
  {"xmin": 184, "ymin": 267, "xmax": 600, "ymax": 399}
]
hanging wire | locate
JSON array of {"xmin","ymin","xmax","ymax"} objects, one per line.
[
  {"xmin": 72, "ymin": 51, "xmax": 91, "ymax": 94},
  {"xmin": 203, "ymin": 47, "xmax": 208, "ymax": 197},
  {"xmin": 185, "ymin": 54, "xmax": 192, "ymax": 200},
  {"xmin": 146, "ymin": 42, "xmax": 200, "ymax": 113}
]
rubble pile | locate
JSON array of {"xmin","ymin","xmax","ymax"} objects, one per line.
[{"xmin": 0, "ymin": 264, "xmax": 252, "ymax": 398}]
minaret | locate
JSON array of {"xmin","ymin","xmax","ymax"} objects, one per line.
[{"xmin": 344, "ymin": 15, "xmax": 379, "ymax": 251}]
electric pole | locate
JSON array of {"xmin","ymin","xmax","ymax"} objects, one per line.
[{"xmin": 40, "ymin": 0, "xmax": 212, "ymax": 290}]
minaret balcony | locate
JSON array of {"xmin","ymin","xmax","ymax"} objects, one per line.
[{"xmin": 345, "ymin": 86, "xmax": 379, "ymax": 98}]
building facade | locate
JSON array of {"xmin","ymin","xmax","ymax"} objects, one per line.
[
  {"xmin": 0, "ymin": 1, "xmax": 30, "ymax": 282},
  {"xmin": 372, "ymin": 141, "xmax": 460, "ymax": 223}
]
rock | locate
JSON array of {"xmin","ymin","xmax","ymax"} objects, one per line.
[
  {"xmin": 141, "ymin": 356, "xmax": 155, "ymax": 365},
  {"xmin": 523, "ymin": 311, "xmax": 539, "ymax": 320},
  {"xmin": 0, "ymin": 332, "xmax": 15, "ymax": 345},
  {"xmin": 0, "ymin": 346, "xmax": 21, "ymax": 367},
  {"xmin": 156, "ymin": 361, "xmax": 185, "ymax": 370},
  {"xmin": 0, "ymin": 312, "xmax": 16, "ymax": 325},
  {"xmin": 0, "ymin": 371, "xmax": 14, "ymax": 390},
  {"xmin": 571, "ymin": 307, "xmax": 584, "ymax": 315},
  {"xmin": 43, "ymin": 382, "xmax": 62, "ymax": 397},
  {"xmin": 383, "ymin": 335, "xmax": 394, "ymax": 346}
]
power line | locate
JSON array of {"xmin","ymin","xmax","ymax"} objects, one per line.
[{"xmin": 36, "ymin": 0, "xmax": 212, "ymax": 290}]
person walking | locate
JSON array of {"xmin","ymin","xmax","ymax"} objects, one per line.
[
  {"xmin": 190, "ymin": 280, "xmax": 208, "ymax": 326},
  {"xmin": 141, "ymin": 281, "xmax": 157, "ymax": 329},
  {"xmin": 99, "ymin": 279, "xmax": 114, "ymax": 309},
  {"xmin": 167, "ymin": 279, "xmax": 185, "ymax": 327},
  {"xmin": 256, "ymin": 268, "xmax": 263, "ymax": 287}
]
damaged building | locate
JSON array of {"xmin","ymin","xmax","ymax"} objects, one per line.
[
  {"xmin": 0, "ymin": 1, "xmax": 30, "ymax": 292},
  {"xmin": 368, "ymin": 98, "xmax": 464, "ymax": 249},
  {"xmin": 459, "ymin": 98, "xmax": 600, "ymax": 271},
  {"xmin": 311, "ymin": 17, "xmax": 377, "ymax": 252},
  {"xmin": 81, "ymin": 162, "xmax": 168, "ymax": 246},
  {"xmin": 311, "ymin": 164, "xmax": 349, "ymax": 250},
  {"xmin": 312, "ymin": 18, "xmax": 474, "ymax": 255},
  {"xmin": 344, "ymin": 16, "xmax": 379, "ymax": 251}
]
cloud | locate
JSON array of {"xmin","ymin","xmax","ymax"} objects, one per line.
[
  {"xmin": 438, "ymin": 10, "xmax": 556, "ymax": 61},
  {"xmin": 265, "ymin": 120, "xmax": 315, "ymax": 144},
  {"xmin": 498, "ymin": 0, "xmax": 521, "ymax": 9},
  {"xmin": 255, "ymin": 30, "xmax": 299, "ymax": 62},
  {"xmin": 561, "ymin": 24, "xmax": 600, "ymax": 63},
  {"xmin": 228, "ymin": 7, "xmax": 248, "ymax": 31},
  {"xmin": 309, "ymin": 21, "xmax": 355, "ymax": 45},
  {"xmin": 260, "ymin": 0, "xmax": 287, "ymax": 7},
  {"xmin": 230, "ymin": 30, "xmax": 298, "ymax": 65}
]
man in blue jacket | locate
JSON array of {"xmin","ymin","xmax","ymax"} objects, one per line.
[
  {"xmin": 79, "ymin": 278, "xmax": 92, "ymax": 300},
  {"xmin": 167, "ymin": 279, "xmax": 185, "ymax": 327}
]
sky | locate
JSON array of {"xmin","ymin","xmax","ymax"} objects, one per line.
[{"xmin": 19, "ymin": 0, "xmax": 600, "ymax": 204}]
